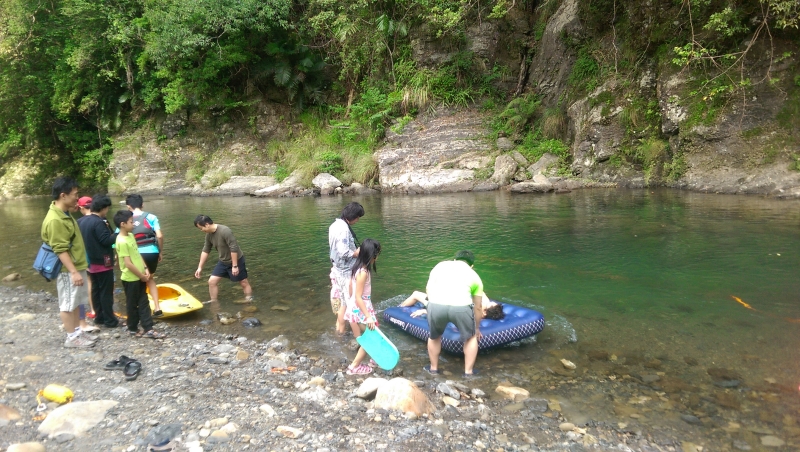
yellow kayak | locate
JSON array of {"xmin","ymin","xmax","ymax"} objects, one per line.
[{"xmin": 147, "ymin": 283, "xmax": 204, "ymax": 318}]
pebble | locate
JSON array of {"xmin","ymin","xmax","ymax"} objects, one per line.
[
  {"xmin": 760, "ymin": 436, "xmax": 785, "ymax": 447},
  {"xmin": 206, "ymin": 357, "xmax": 228, "ymax": 364},
  {"xmin": 5, "ymin": 383, "xmax": 25, "ymax": 391},
  {"xmin": 560, "ymin": 359, "xmax": 576, "ymax": 370},
  {"xmin": 277, "ymin": 426, "xmax": 303, "ymax": 438},
  {"xmin": 220, "ymin": 422, "xmax": 238, "ymax": 433},
  {"xmin": 259, "ymin": 404, "xmax": 276, "ymax": 417},
  {"xmin": 680, "ymin": 414, "xmax": 702, "ymax": 425},
  {"xmin": 559, "ymin": 422, "xmax": 575, "ymax": 432},
  {"xmin": 7, "ymin": 443, "xmax": 46, "ymax": 452},
  {"xmin": 55, "ymin": 432, "xmax": 75, "ymax": 443},
  {"xmin": 211, "ymin": 344, "xmax": 236, "ymax": 354},
  {"xmin": 198, "ymin": 428, "xmax": 211, "ymax": 438},
  {"xmin": 524, "ymin": 398, "xmax": 549, "ymax": 412},
  {"xmin": 207, "ymin": 417, "xmax": 228, "ymax": 428},
  {"xmin": 206, "ymin": 430, "xmax": 230, "ymax": 443},
  {"xmin": 732, "ymin": 440, "xmax": 752, "ymax": 450},
  {"xmin": 442, "ymin": 396, "xmax": 460, "ymax": 407},
  {"xmin": 436, "ymin": 382, "xmax": 460, "ymax": 399},
  {"xmin": 111, "ymin": 387, "xmax": 132, "ymax": 397},
  {"xmin": 21, "ymin": 355, "xmax": 43, "ymax": 362}
]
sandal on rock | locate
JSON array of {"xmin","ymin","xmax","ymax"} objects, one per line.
[
  {"xmin": 367, "ymin": 359, "xmax": 378, "ymax": 368},
  {"xmin": 423, "ymin": 365, "xmax": 440, "ymax": 375},
  {"xmin": 123, "ymin": 360, "xmax": 142, "ymax": 381},
  {"xmin": 129, "ymin": 330, "xmax": 142, "ymax": 337},
  {"xmin": 104, "ymin": 355, "xmax": 135, "ymax": 371},
  {"xmin": 346, "ymin": 364, "xmax": 372, "ymax": 375},
  {"xmin": 141, "ymin": 330, "xmax": 166, "ymax": 339},
  {"xmin": 152, "ymin": 310, "xmax": 164, "ymax": 318}
]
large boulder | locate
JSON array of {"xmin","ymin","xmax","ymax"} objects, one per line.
[
  {"xmin": 373, "ymin": 378, "xmax": 435, "ymax": 416},
  {"xmin": 38, "ymin": 400, "xmax": 118, "ymax": 438},
  {"xmin": 528, "ymin": 153, "xmax": 561, "ymax": 176},
  {"xmin": 252, "ymin": 171, "xmax": 306, "ymax": 197},
  {"xmin": 356, "ymin": 377, "xmax": 389, "ymax": 399},
  {"xmin": 312, "ymin": 173, "xmax": 342, "ymax": 192},
  {"xmin": 509, "ymin": 181, "xmax": 554, "ymax": 194},
  {"xmin": 490, "ymin": 154, "xmax": 518, "ymax": 186}
]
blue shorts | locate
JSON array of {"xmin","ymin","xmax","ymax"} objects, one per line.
[{"xmin": 211, "ymin": 256, "xmax": 249, "ymax": 282}]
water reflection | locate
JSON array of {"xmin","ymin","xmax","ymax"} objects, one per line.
[{"xmin": 1, "ymin": 190, "xmax": 799, "ymax": 442}]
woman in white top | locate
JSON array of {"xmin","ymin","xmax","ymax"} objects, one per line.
[{"xmin": 328, "ymin": 202, "xmax": 364, "ymax": 334}]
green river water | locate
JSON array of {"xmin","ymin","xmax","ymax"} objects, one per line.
[{"xmin": 2, "ymin": 189, "xmax": 799, "ymax": 444}]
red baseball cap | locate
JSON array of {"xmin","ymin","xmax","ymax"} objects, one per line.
[{"xmin": 77, "ymin": 196, "xmax": 93, "ymax": 208}]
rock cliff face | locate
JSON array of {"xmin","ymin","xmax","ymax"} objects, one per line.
[
  {"xmin": 107, "ymin": 102, "xmax": 291, "ymax": 196},
  {"xmin": 375, "ymin": 111, "xmax": 492, "ymax": 194}
]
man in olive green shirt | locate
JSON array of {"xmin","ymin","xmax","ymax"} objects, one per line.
[
  {"xmin": 193, "ymin": 215, "xmax": 253, "ymax": 303},
  {"xmin": 41, "ymin": 177, "xmax": 95, "ymax": 348}
]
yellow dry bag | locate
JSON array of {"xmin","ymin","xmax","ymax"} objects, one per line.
[{"xmin": 38, "ymin": 384, "xmax": 74, "ymax": 404}]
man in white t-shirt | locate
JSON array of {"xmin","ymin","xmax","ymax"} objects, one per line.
[{"xmin": 423, "ymin": 250, "xmax": 484, "ymax": 377}]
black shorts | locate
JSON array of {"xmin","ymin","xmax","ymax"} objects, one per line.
[
  {"xmin": 211, "ymin": 255, "xmax": 249, "ymax": 282},
  {"xmin": 428, "ymin": 303, "xmax": 476, "ymax": 342},
  {"xmin": 141, "ymin": 253, "xmax": 160, "ymax": 274}
]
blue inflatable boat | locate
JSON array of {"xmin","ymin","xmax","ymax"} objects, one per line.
[{"xmin": 382, "ymin": 301, "xmax": 545, "ymax": 354}]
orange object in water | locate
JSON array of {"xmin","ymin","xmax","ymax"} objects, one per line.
[{"xmin": 731, "ymin": 295, "xmax": 755, "ymax": 310}]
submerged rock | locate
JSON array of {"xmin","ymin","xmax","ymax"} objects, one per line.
[
  {"xmin": 707, "ymin": 367, "xmax": 742, "ymax": 381},
  {"xmin": 495, "ymin": 385, "xmax": 529, "ymax": 401},
  {"xmin": 241, "ymin": 317, "xmax": 262, "ymax": 327}
]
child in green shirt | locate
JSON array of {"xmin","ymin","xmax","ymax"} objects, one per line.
[{"xmin": 114, "ymin": 210, "xmax": 166, "ymax": 339}]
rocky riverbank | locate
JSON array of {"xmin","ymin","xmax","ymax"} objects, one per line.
[{"xmin": 1, "ymin": 284, "xmax": 797, "ymax": 452}]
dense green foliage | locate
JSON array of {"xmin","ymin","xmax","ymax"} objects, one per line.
[
  {"xmin": 0, "ymin": 0, "xmax": 514, "ymax": 190},
  {"xmin": 0, "ymin": 0, "xmax": 797, "ymax": 191}
]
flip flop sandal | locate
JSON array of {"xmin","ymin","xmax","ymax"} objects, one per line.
[
  {"xmin": 423, "ymin": 365, "xmax": 440, "ymax": 375},
  {"xmin": 346, "ymin": 364, "xmax": 372, "ymax": 375},
  {"xmin": 148, "ymin": 440, "xmax": 177, "ymax": 451},
  {"xmin": 367, "ymin": 359, "xmax": 378, "ymax": 368},
  {"xmin": 141, "ymin": 330, "xmax": 167, "ymax": 339},
  {"xmin": 123, "ymin": 360, "xmax": 142, "ymax": 381},
  {"xmin": 104, "ymin": 355, "xmax": 135, "ymax": 371}
]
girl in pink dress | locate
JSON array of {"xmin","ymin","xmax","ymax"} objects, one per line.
[{"xmin": 344, "ymin": 238, "xmax": 381, "ymax": 375}]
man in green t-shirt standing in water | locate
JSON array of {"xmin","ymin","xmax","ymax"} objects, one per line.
[
  {"xmin": 193, "ymin": 215, "xmax": 253, "ymax": 303},
  {"xmin": 424, "ymin": 250, "xmax": 485, "ymax": 377}
]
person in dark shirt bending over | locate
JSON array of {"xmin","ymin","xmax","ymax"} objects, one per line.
[{"xmin": 193, "ymin": 215, "xmax": 253, "ymax": 303}]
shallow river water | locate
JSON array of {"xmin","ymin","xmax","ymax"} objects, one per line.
[{"xmin": 2, "ymin": 189, "xmax": 799, "ymax": 446}]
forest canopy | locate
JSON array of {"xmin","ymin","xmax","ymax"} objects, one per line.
[{"xmin": 0, "ymin": 0, "xmax": 797, "ymax": 190}]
